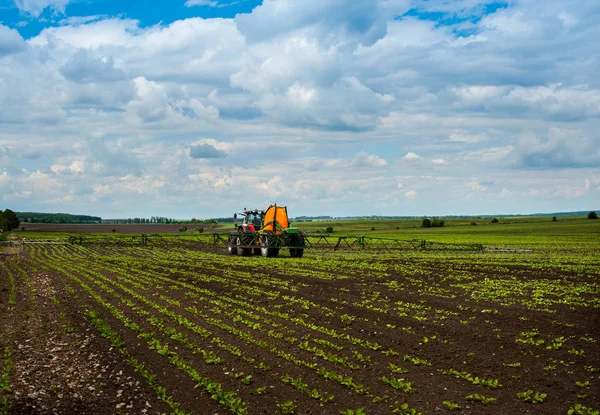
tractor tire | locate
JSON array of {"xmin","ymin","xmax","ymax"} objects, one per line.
[
  {"xmin": 236, "ymin": 235, "xmax": 252, "ymax": 256},
  {"xmin": 289, "ymin": 235, "xmax": 305, "ymax": 258},
  {"xmin": 227, "ymin": 235, "xmax": 237, "ymax": 255},
  {"xmin": 261, "ymin": 231, "xmax": 279, "ymax": 258}
]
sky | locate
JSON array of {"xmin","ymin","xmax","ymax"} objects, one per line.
[{"xmin": 0, "ymin": 0, "xmax": 599, "ymax": 219}]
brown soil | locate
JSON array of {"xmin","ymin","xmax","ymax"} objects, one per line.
[{"xmin": 0, "ymin": 244, "xmax": 598, "ymax": 415}]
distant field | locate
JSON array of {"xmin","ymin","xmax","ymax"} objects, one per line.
[
  {"xmin": 19, "ymin": 215, "xmax": 600, "ymax": 250},
  {"xmin": 20, "ymin": 223, "xmax": 210, "ymax": 234}
]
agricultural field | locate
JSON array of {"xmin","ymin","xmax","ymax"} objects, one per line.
[{"xmin": 1, "ymin": 218, "xmax": 599, "ymax": 414}]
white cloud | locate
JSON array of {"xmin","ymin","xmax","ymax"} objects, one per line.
[
  {"xmin": 58, "ymin": 15, "xmax": 105, "ymax": 26},
  {"xmin": 235, "ymin": 0, "xmax": 410, "ymax": 46},
  {"xmin": 127, "ymin": 77, "xmax": 172, "ymax": 122},
  {"xmin": 0, "ymin": 24, "xmax": 26, "ymax": 56},
  {"xmin": 185, "ymin": 0, "xmax": 218, "ymax": 7},
  {"xmin": 189, "ymin": 143, "xmax": 227, "ymax": 159},
  {"xmin": 403, "ymin": 152, "xmax": 422, "ymax": 161},
  {"xmin": 353, "ymin": 152, "xmax": 387, "ymax": 167},
  {"xmin": 2, "ymin": 0, "xmax": 600, "ymax": 217},
  {"xmin": 14, "ymin": 0, "xmax": 70, "ymax": 18},
  {"xmin": 511, "ymin": 127, "xmax": 600, "ymax": 169},
  {"xmin": 448, "ymin": 129, "xmax": 488, "ymax": 143}
]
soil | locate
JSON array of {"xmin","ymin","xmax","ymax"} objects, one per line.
[{"xmin": 0, "ymin": 244, "xmax": 598, "ymax": 415}]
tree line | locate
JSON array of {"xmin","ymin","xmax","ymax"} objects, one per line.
[{"xmin": 17, "ymin": 212, "xmax": 102, "ymax": 224}]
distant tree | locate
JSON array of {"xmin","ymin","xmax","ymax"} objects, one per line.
[
  {"xmin": 552, "ymin": 216, "xmax": 558, "ymax": 222},
  {"xmin": 326, "ymin": 226, "xmax": 334, "ymax": 233},
  {"xmin": 471, "ymin": 221, "xmax": 478, "ymax": 226},
  {"xmin": 179, "ymin": 226, "xmax": 188, "ymax": 232},
  {"xmin": 431, "ymin": 218, "xmax": 445, "ymax": 227},
  {"xmin": 491, "ymin": 218, "xmax": 499, "ymax": 223},
  {"xmin": 422, "ymin": 217, "xmax": 444, "ymax": 228},
  {"xmin": 588, "ymin": 211, "xmax": 598, "ymax": 220},
  {"xmin": 1, "ymin": 209, "xmax": 20, "ymax": 231}
]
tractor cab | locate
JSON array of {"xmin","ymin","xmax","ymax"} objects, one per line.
[{"xmin": 234, "ymin": 209, "xmax": 265, "ymax": 232}]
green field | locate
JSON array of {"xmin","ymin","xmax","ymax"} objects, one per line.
[{"xmin": 1, "ymin": 216, "xmax": 599, "ymax": 414}]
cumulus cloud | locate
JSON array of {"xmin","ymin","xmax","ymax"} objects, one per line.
[
  {"xmin": 353, "ymin": 152, "xmax": 387, "ymax": 167},
  {"xmin": 60, "ymin": 49, "xmax": 127, "ymax": 84},
  {"xmin": 513, "ymin": 128, "xmax": 600, "ymax": 169},
  {"xmin": 236, "ymin": 0, "xmax": 410, "ymax": 46},
  {"xmin": 0, "ymin": 24, "xmax": 26, "ymax": 56},
  {"xmin": 403, "ymin": 152, "xmax": 422, "ymax": 161},
  {"xmin": 127, "ymin": 77, "xmax": 172, "ymax": 122},
  {"xmin": 189, "ymin": 144, "xmax": 227, "ymax": 159},
  {"xmin": 2, "ymin": 0, "xmax": 600, "ymax": 217}
]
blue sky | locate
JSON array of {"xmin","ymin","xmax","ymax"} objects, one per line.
[{"xmin": 0, "ymin": 0, "xmax": 599, "ymax": 218}]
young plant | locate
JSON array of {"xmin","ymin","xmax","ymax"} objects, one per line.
[
  {"xmin": 517, "ymin": 390, "xmax": 547, "ymax": 404},
  {"xmin": 277, "ymin": 400, "xmax": 296, "ymax": 414},
  {"xmin": 340, "ymin": 409, "xmax": 366, "ymax": 415},
  {"xmin": 465, "ymin": 393, "xmax": 496, "ymax": 405},
  {"xmin": 442, "ymin": 401, "xmax": 460, "ymax": 411}
]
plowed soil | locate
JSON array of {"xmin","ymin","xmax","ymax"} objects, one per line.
[{"xmin": 1, "ymin": 244, "xmax": 598, "ymax": 415}]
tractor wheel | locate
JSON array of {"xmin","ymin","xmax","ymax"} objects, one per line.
[
  {"xmin": 227, "ymin": 235, "xmax": 237, "ymax": 255},
  {"xmin": 261, "ymin": 231, "xmax": 279, "ymax": 258},
  {"xmin": 289, "ymin": 235, "xmax": 305, "ymax": 258},
  {"xmin": 236, "ymin": 235, "xmax": 252, "ymax": 256}
]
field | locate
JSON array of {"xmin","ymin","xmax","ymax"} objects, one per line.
[{"xmin": 1, "ymin": 217, "xmax": 599, "ymax": 414}]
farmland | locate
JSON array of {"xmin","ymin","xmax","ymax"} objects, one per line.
[{"xmin": 1, "ymin": 218, "xmax": 599, "ymax": 414}]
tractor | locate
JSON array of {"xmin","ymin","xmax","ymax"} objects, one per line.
[{"xmin": 227, "ymin": 204, "xmax": 305, "ymax": 258}]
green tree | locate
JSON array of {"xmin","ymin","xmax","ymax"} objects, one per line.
[
  {"xmin": 588, "ymin": 211, "xmax": 598, "ymax": 220},
  {"xmin": 1, "ymin": 209, "xmax": 20, "ymax": 231},
  {"xmin": 431, "ymin": 217, "xmax": 445, "ymax": 227}
]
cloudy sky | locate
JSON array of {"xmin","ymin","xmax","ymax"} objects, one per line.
[{"xmin": 0, "ymin": 0, "xmax": 599, "ymax": 218}]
